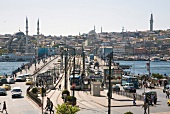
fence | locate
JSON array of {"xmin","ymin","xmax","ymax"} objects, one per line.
[
  {"xmin": 27, "ymin": 86, "xmax": 42, "ymax": 107},
  {"xmin": 114, "ymin": 90, "xmax": 144, "ymax": 101}
]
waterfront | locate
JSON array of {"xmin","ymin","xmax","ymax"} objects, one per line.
[
  {"xmin": 0, "ymin": 62, "xmax": 28, "ymax": 75},
  {"xmin": 115, "ymin": 60, "xmax": 170, "ymax": 76},
  {"xmin": 1, "ymin": 60, "xmax": 170, "ymax": 76}
]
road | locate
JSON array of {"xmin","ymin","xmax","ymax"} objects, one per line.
[{"xmin": 0, "ymin": 82, "xmax": 40, "ymax": 114}]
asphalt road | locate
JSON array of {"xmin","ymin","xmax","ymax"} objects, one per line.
[{"xmin": 0, "ymin": 82, "xmax": 41, "ymax": 114}]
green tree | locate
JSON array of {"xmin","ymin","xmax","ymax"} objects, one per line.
[
  {"xmin": 56, "ymin": 103, "xmax": 80, "ymax": 114},
  {"xmin": 152, "ymin": 73, "xmax": 163, "ymax": 79}
]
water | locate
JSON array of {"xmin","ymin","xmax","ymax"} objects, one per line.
[
  {"xmin": 115, "ymin": 61, "xmax": 170, "ymax": 76},
  {"xmin": 0, "ymin": 62, "xmax": 28, "ymax": 75},
  {"xmin": 1, "ymin": 61, "xmax": 170, "ymax": 76}
]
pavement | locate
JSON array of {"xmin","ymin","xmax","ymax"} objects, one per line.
[{"xmin": 15, "ymin": 56, "xmax": 170, "ymax": 114}]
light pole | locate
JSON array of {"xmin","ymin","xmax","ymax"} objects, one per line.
[
  {"xmin": 72, "ymin": 48, "xmax": 76, "ymax": 106},
  {"xmin": 34, "ymin": 47, "xmax": 37, "ymax": 70},
  {"xmin": 64, "ymin": 49, "xmax": 68, "ymax": 90},
  {"xmin": 108, "ymin": 51, "xmax": 113, "ymax": 114}
]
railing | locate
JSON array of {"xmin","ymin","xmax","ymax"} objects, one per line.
[
  {"xmin": 114, "ymin": 90, "xmax": 144, "ymax": 101},
  {"xmin": 27, "ymin": 86, "xmax": 42, "ymax": 107}
]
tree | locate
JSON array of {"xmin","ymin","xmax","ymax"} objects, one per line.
[{"xmin": 56, "ymin": 103, "xmax": 80, "ymax": 114}]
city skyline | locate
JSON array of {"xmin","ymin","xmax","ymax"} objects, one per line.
[{"xmin": 0, "ymin": 0, "xmax": 170, "ymax": 36}]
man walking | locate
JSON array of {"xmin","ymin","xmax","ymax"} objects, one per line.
[
  {"xmin": 49, "ymin": 101, "xmax": 54, "ymax": 114},
  {"xmin": 2, "ymin": 101, "xmax": 7, "ymax": 113}
]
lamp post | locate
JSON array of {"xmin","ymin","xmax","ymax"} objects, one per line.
[
  {"xmin": 72, "ymin": 48, "xmax": 76, "ymax": 106},
  {"xmin": 108, "ymin": 51, "xmax": 113, "ymax": 114},
  {"xmin": 64, "ymin": 49, "xmax": 68, "ymax": 90},
  {"xmin": 34, "ymin": 47, "xmax": 37, "ymax": 70}
]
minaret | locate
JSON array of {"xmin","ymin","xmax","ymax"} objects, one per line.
[
  {"xmin": 25, "ymin": 17, "xmax": 28, "ymax": 53},
  {"xmin": 37, "ymin": 19, "xmax": 39, "ymax": 47},
  {"xmin": 150, "ymin": 13, "xmax": 153, "ymax": 31},
  {"xmin": 94, "ymin": 25, "xmax": 95, "ymax": 31},
  {"xmin": 101, "ymin": 27, "xmax": 102, "ymax": 33},
  {"xmin": 122, "ymin": 27, "xmax": 124, "ymax": 40}
]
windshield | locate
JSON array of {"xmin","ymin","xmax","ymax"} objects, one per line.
[{"xmin": 12, "ymin": 89, "xmax": 21, "ymax": 92}]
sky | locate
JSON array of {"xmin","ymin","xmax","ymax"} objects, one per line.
[{"xmin": 0, "ymin": 0, "xmax": 170, "ymax": 36}]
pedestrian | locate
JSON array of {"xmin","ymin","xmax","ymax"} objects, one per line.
[
  {"xmin": 133, "ymin": 93, "xmax": 136, "ymax": 105},
  {"xmin": 166, "ymin": 90, "xmax": 169, "ymax": 99},
  {"xmin": 49, "ymin": 101, "xmax": 54, "ymax": 114},
  {"xmin": 142, "ymin": 103, "xmax": 148, "ymax": 114},
  {"xmin": 59, "ymin": 84, "xmax": 61, "ymax": 90},
  {"xmin": 45, "ymin": 97, "xmax": 51, "ymax": 111},
  {"xmin": 2, "ymin": 101, "xmax": 7, "ymax": 113}
]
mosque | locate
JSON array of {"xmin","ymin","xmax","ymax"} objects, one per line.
[{"xmin": 4, "ymin": 17, "xmax": 39, "ymax": 54}]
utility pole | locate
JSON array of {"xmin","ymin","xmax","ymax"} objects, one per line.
[{"xmin": 108, "ymin": 51, "xmax": 113, "ymax": 114}]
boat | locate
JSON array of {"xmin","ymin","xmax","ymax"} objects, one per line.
[
  {"xmin": 0, "ymin": 53, "xmax": 35, "ymax": 62},
  {"xmin": 150, "ymin": 56, "xmax": 160, "ymax": 62}
]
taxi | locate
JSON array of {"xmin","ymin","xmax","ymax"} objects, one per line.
[
  {"xmin": 168, "ymin": 99, "xmax": 170, "ymax": 106},
  {"xmin": 2, "ymin": 84, "xmax": 11, "ymax": 90},
  {"xmin": 25, "ymin": 78, "xmax": 33, "ymax": 85}
]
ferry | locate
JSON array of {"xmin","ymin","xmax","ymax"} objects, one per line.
[{"xmin": 0, "ymin": 53, "xmax": 35, "ymax": 62}]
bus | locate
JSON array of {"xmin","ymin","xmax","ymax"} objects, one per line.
[
  {"xmin": 69, "ymin": 75, "xmax": 82, "ymax": 90},
  {"xmin": 122, "ymin": 75, "xmax": 139, "ymax": 88}
]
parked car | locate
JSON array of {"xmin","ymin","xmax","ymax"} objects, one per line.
[
  {"xmin": 11, "ymin": 87, "xmax": 22, "ymax": 98},
  {"xmin": 7, "ymin": 78, "xmax": 15, "ymax": 84},
  {"xmin": 163, "ymin": 85, "xmax": 170, "ymax": 93},
  {"xmin": 0, "ymin": 88, "xmax": 7, "ymax": 96},
  {"xmin": 2, "ymin": 84, "xmax": 11, "ymax": 90},
  {"xmin": 15, "ymin": 75, "xmax": 26, "ymax": 82},
  {"xmin": 112, "ymin": 85, "xmax": 120, "ymax": 92},
  {"xmin": 123, "ymin": 83, "xmax": 136, "ymax": 93}
]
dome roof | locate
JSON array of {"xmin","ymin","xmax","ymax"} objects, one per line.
[
  {"xmin": 14, "ymin": 31, "xmax": 25, "ymax": 36},
  {"xmin": 12, "ymin": 38, "xmax": 19, "ymax": 42},
  {"xmin": 88, "ymin": 30, "xmax": 97, "ymax": 35}
]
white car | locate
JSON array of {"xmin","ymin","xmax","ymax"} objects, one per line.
[
  {"xmin": 11, "ymin": 87, "xmax": 22, "ymax": 98},
  {"xmin": 15, "ymin": 75, "xmax": 26, "ymax": 82}
]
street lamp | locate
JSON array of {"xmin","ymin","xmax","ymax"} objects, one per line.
[
  {"xmin": 107, "ymin": 51, "xmax": 113, "ymax": 114},
  {"xmin": 72, "ymin": 48, "xmax": 76, "ymax": 106},
  {"xmin": 34, "ymin": 46, "xmax": 38, "ymax": 70},
  {"xmin": 64, "ymin": 48, "xmax": 68, "ymax": 90}
]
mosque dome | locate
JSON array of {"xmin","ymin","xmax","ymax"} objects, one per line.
[
  {"xmin": 14, "ymin": 31, "xmax": 25, "ymax": 36},
  {"xmin": 88, "ymin": 30, "xmax": 97, "ymax": 35},
  {"xmin": 12, "ymin": 38, "xmax": 19, "ymax": 42}
]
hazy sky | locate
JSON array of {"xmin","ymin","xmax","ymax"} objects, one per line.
[{"xmin": 0, "ymin": 0, "xmax": 170, "ymax": 36}]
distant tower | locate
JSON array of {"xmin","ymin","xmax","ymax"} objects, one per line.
[
  {"xmin": 150, "ymin": 13, "xmax": 154, "ymax": 31},
  {"xmin": 37, "ymin": 19, "xmax": 40, "ymax": 47},
  {"xmin": 101, "ymin": 27, "xmax": 102, "ymax": 33},
  {"xmin": 25, "ymin": 17, "xmax": 28, "ymax": 53},
  {"xmin": 122, "ymin": 27, "xmax": 124, "ymax": 39},
  {"xmin": 94, "ymin": 25, "xmax": 95, "ymax": 31}
]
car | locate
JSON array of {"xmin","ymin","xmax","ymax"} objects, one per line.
[
  {"xmin": 0, "ymin": 78, "xmax": 8, "ymax": 85},
  {"xmin": 0, "ymin": 88, "xmax": 7, "ymax": 96},
  {"xmin": 15, "ymin": 75, "xmax": 26, "ymax": 82},
  {"xmin": 11, "ymin": 87, "xmax": 22, "ymax": 98},
  {"xmin": 2, "ymin": 84, "xmax": 11, "ymax": 90},
  {"xmin": 168, "ymin": 99, "xmax": 170, "ymax": 106},
  {"xmin": 7, "ymin": 78, "xmax": 15, "ymax": 84},
  {"xmin": 25, "ymin": 78, "xmax": 33, "ymax": 85},
  {"xmin": 112, "ymin": 85, "xmax": 120, "ymax": 92},
  {"xmin": 123, "ymin": 83, "xmax": 136, "ymax": 93},
  {"xmin": 163, "ymin": 85, "xmax": 170, "ymax": 93}
]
